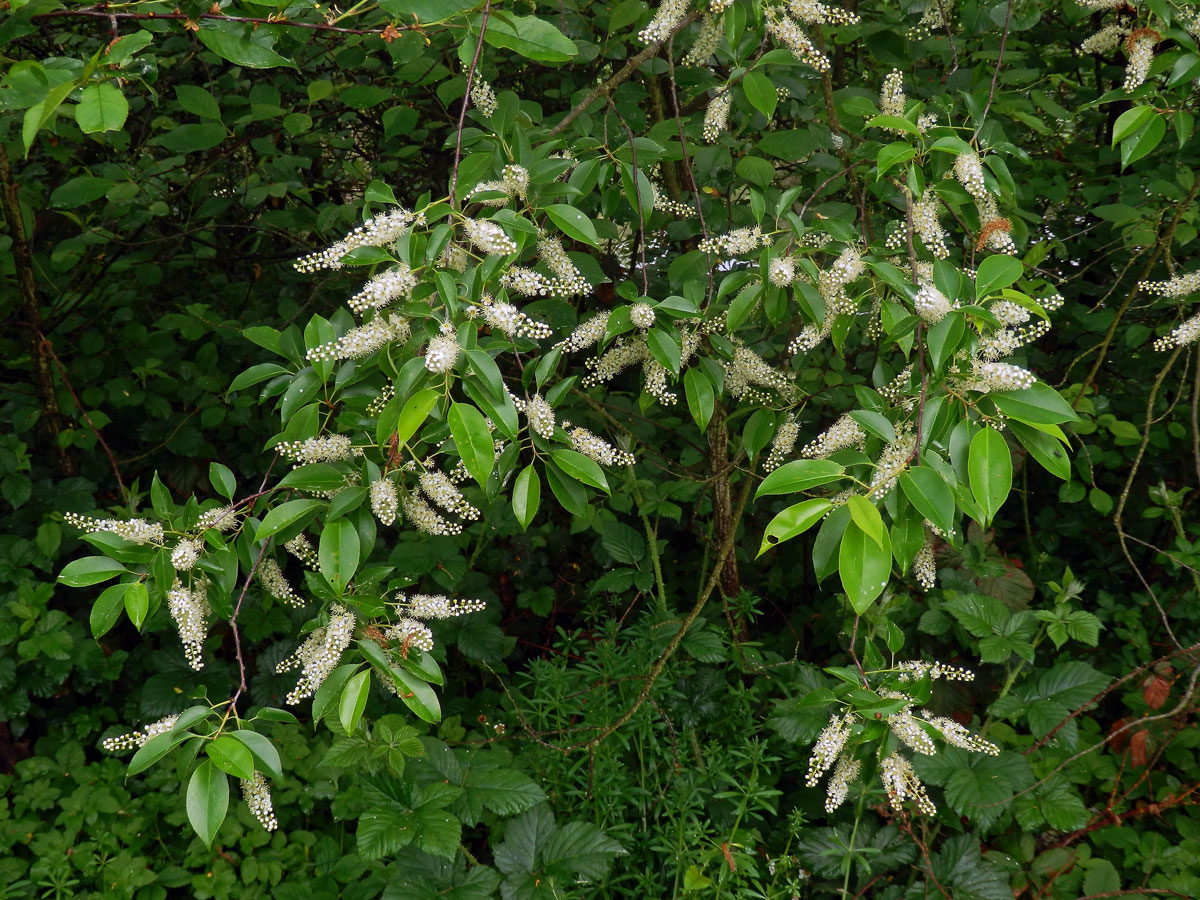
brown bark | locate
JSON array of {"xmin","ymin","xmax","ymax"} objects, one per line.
[
  {"xmin": 707, "ymin": 401, "xmax": 741, "ymax": 601},
  {"xmin": 0, "ymin": 144, "xmax": 74, "ymax": 476}
]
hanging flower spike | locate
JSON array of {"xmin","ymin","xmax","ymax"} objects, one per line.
[
  {"xmin": 370, "ymin": 478, "xmax": 399, "ymax": 526},
  {"xmin": 64, "ymin": 512, "xmax": 164, "ymax": 545},
  {"xmin": 294, "ymin": 207, "xmax": 423, "ymax": 272},
  {"xmin": 879, "ymin": 753, "xmax": 937, "ymax": 814},
  {"xmin": 470, "ymin": 78, "xmax": 497, "ymax": 117},
  {"xmin": 278, "ymin": 603, "xmax": 356, "ymax": 704},
  {"xmin": 1123, "ymin": 29, "xmax": 1160, "ymax": 91},
  {"xmin": 101, "ymin": 714, "xmax": 180, "ymax": 752},
  {"xmin": 638, "ymin": 0, "xmax": 689, "ymax": 44},
  {"xmin": 241, "ymin": 772, "xmax": 279, "ymax": 831},
  {"xmin": 257, "ymin": 557, "xmax": 303, "ymax": 608},
  {"xmin": 168, "ymin": 579, "xmax": 210, "ymax": 670},
  {"xmin": 806, "ymin": 711, "xmax": 856, "ymax": 786},
  {"xmin": 824, "ymin": 755, "xmax": 862, "ymax": 813}
]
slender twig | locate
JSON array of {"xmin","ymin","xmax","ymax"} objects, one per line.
[
  {"xmin": 974, "ymin": 0, "xmax": 1013, "ymax": 140},
  {"xmin": 936, "ymin": 0, "xmax": 959, "ymax": 79},
  {"xmin": 607, "ymin": 100, "xmax": 649, "ymax": 294},
  {"xmin": 450, "ymin": 0, "xmax": 492, "ymax": 211},
  {"xmin": 548, "ymin": 11, "xmax": 700, "ymax": 138}
]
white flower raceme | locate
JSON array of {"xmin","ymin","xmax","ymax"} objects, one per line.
[
  {"xmin": 805, "ymin": 711, "xmax": 855, "ymax": 786},
  {"xmin": 348, "ymin": 265, "xmax": 419, "ymax": 314},
  {"xmin": 1123, "ymin": 29, "xmax": 1159, "ymax": 91},
  {"xmin": 650, "ymin": 181, "xmax": 693, "ymax": 217},
  {"xmin": 306, "ymin": 314, "xmax": 410, "ymax": 363},
  {"xmin": 802, "ymin": 413, "xmax": 866, "ymax": 458},
  {"xmin": 402, "ymin": 494, "xmax": 463, "ymax": 536},
  {"xmin": 879, "ymin": 69, "xmax": 906, "ymax": 119},
  {"xmin": 914, "ymin": 284, "xmax": 952, "ymax": 323},
  {"xmin": 420, "ymin": 470, "xmax": 480, "ymax": 520},
  {"xmin": 466, "ymin": 164, "xmax": 530, "ymax": 206},
  {"xmin": 966, "ymin": 360, "xmax": 1036, "ymax": 392},
  {"xmin": 1139, "ymin": 270, "xmax": 1200, "ymax": 299},
  {"xmin": 257, "ymin": 557, "xmax": 303, "ymax": 608},
  {"xmin": 764, "ymin": 8, "xmax": 829, "ymax": 71},
  {"xmin": 724, "ymin": 341, "xmax": 794, "ymax": 400},
  {"xmin": 171, "ymin": 538, "xmax": 202, "ymax": 571},
  {"xmin": 294, "ymin": 207, "xmax": 423, "ymax": 272},
  {"xmin": 638, "ymin": 0, "xmax": 689, "ymax": 44},
  {"xmin": 699, "ymin": 226, "xmax": 766, "ymax": 256},
  {"xmin": 198, "ymin": 505, "xmax": 240, "ymax": 532},
  {"xmin": 555, "ymin": 312, "xmax": 610, "ymax": 352},
  {"xmin": 424, "ymin": 333, "xmax": 461, "ymax": 374},
  {"xmin": 683, "ymin": 14, "xmax": 724, "ymax": 66},
  {"xmin": 768, "ymin": 256, "xmax": 796, "ymax": 287},
  {"xmin": 517, "ymin": 394, "xmax": 557, "ymax": 439},
  {"xmin": 954, "ymin": 151, "xmax": 988, "ymax": 199},
  {"xmin": 868, "ymin": 433, "xmax": 917, "ymax": 500},
  {"xmin": 536, "ymin": 234, "xmax": 591, "ymax": 295},
  {"xmin": 1081, "ymin": 23, "xmax": 1128, "ymax": 55},
  {"xmin": 564, "ymin": 422, "xmax": 636, "ymax": 466},
  {"xmin": 888, "ymin": 707, "xmax": 938, "ymax": 755},
  {"xmin": 630, "ymin": 302, "xmax": 656, "ymax": 330},
  {"xmin": 241, "ymin": 771, "xmax": 279, "ymax": 831},
  {"xmin": 284, "ymin": 534, "xmax": 320, "ymax": 568},
  {"xmin": 64, "ymin": 512, "xmax": 164, "ymax": 545},
  {"xmin": 1153, "ymin": 313, "xmax": 1200, "ymax": 351},
  {"xmin": 896, "ymin": 659, "xmax": 975, "ymax": 682},
  {"xmin": 702, "ymin": 89, "xmax": 733, "ymax": 143},
  {"xmin": 278, "ymin": 435, "xmax": 355, "ymax": 464},
  {"xmin": 470, "ymin": 79, "xmax": 497, "ymax": 117},
  {"xmin": 786, "ymin": 0, "xmax": 860, "ymax": 26},
  {"xmin": 101, "ymin": 714, "xmax": 180, "ymax": 752},
  {"xmin": 370, "ymin": 478, "xmax": 399, "ymax": 526},
  {"xmin": 168, "ymin": 579, "xmax": 210, "ymax": 671},
  {"xmin": 921, "ymin": 711, "xmax": 1000, "ymax": 755},
  {"xmin": 824, "ymin": 755, "xmax": 861, "ymax": 812},
  {"xmin": 913, "ymin": 189, "xmax": 948, "ymax": 258},
  {"xmin": 480, "ymin": 296, "xmax": 553, "ymax": 337},
  {"xmin": 464, "ymin": 218, "xmax": 518, "ymax": 255},
  {"xmin": 765, "ymin": 418, "xmax": 801, "ymax": 472},
  {"xmin": 880, "ymin": 753, "xmax": 936, "ymax": 814},
  {"xmin": 912, "ymin": 535, "xmax": 936, "ymax": 590},
  {"xmin": 277, "ymin": 603, "xmax": 356, "ymax": 704}
]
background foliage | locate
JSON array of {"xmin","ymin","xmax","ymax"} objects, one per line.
[{"xmin": 3, "ymin": 1, "xmax": 1200, "ymax": 898}]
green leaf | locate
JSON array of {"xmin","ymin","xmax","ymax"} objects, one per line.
[
  {"xmin": 470, "ymin": 768, "xmax": 547, "ymax": 816},
  {"xmin": 758, "ymin": 499, "xmax": 833, "ymax": 556},
  {"xmin": 174, "ymin": 84, "xmax": 222, "ymax": 121},
  {"xmin": 968, "ymin": 427, "xmax": 1012, "ymax": 526},
  {"xmin": 59, "ymin": 556, "xmax": 128, "ymax": 588},
  {"xmin": 123, "ymin": 581, "xmax": 149, "ymax": 631},
  {"xmin": 544, "ymin": 204, "xmax": 599, "ymax": 246},
  {"xmin": 975, "ymin": 255, "xmax": 1023, "ymax": 300},
  {"xmin": 127, "ymin": 729, "xmax": 194, "ymax": 776},
  {"xmin": 513, "ymin": 464, "xmax": 541, "ymax": 531},
  {"xmin": 846, "ymin": 495, "xmax": 886, "ymax": 548},
  {"xmin": 206, "ymin": 735, "xmax": 256, "ymax": 780},
  {"xmin": 209, "ymin": 462, "xmax": 236, "ymax": 501},
  {"xmin": 255, "ymin": 499, "xmax": 323, "ymax": 541},
  {"xmin": 156, "ymin": 123, "xmax": 226, "ymax": 153},
  {"xmin": 391, "ymin": 667, "xmax": 442, "ymax": 723},
  {"xmin": 90, "ymin": 583, "xmax": 127, "ymax": 639},
  {"xmin": 549, "ymin": 449, "xmax": 610, "ymax": 493},
  {"xmin": 186, "ymin": 761, "xmax": 229, "ymax": 848},
  {"xmin": 378, "ymin": 0, "xmax": 479, "ymax": 23},
  {"xmin": 756, "ymin": 460, "xmax": 845, "ymax": 498},
  {"xmin": 312, "ymin": 664, "xmax": 359, "ymax": 725},
  {"xmin": 1120, "ymin": 113, "xmax": 1166, "ymax": 168},
  {"xmin": 481, "ymin": 13, "xmax": 577, "ymax": 63},
  {"xmin": 542, "ymin": 821, "xmax": 624, "ymax": 881},
  {"xmin": 448, "ymin": 402, "xmax": 495, "ymax": 488},
  {"xmin": 339, "ymin": 669, "xmax": 371, "ymax": 734},
  {"xmin": 876, "ymin": 141, "xmax": 917, "ymax": 179},
  {"xmin": 927, "ymin": 312, "xmax": 965, "ymax": 373},
  {"xmin": 867, "ymin": 115, "xmax": 920, "ymax": 136},
  {"xmin": 899, "ymin": 467, "xmax": 957, "ymax": 537},
  {"xmin": 1009, "ymin": 421, "xmax": 1070, "ymax": 480},
  {"xmin": 227, "ymin": 731, "xmax": 283, "ymax": 781},
  {"xmin": 646, "ymin": 328, "xmax": 681, "ymax": 376},
  {"xmin": 319, "ymin": 518, "xmax": 361, "ymax": 592},
  {"xmin": 1111, "ymin": 105, "xmax": 1154, "ymax": 145},
  {"xmin": 49, "ymin": 176, "xmax": 115, "ymax": 209},
  {"xmin": 75, "ymin": 83, "xmax": 128, "ymax": 134},
  {"xmin": 848, "ymin": 410, "xmax": 896, "ymax": 443},
  {"xmin": 197, "ymin": 23, "xmax": 293, "ymax": 69},
  {"xmin": 989, "ymin": 383, "xmax": 1079, "ymax": 424},
  {"xmin": 742, "ymin": 69, "xmax": 777, "ymax": 119},
  {"xmin": 683, "ymin": 368, "xmax": 715, "ymax": 432},
  {"xmin": 23, "ymin": 80, "xmax": 76, "ymax": 155},
  {"xmin": 839, "ymin": 520, "xmax": 893, "ymax": 614}
]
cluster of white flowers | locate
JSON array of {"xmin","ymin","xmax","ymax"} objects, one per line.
[
  {"xmin": 198, "ymin": 505, "xmax": 241, "ymax": 532},
  {"xmin": 879, "ymin": 69, "xmax": 906, "ymax": 120},
  {"xmin": 424, "ymin": 333, "xmax": 461, "ymax": 374},
  {"xmin": 699, "ymin": 226, "xmax": 767, "ymax": 256},
  {"xmin": 564, "ymin": 422, "xmax": 636, "ymax": 466},
  {"xmin": 965, "ymin": 360, "xmax": 1036, "ymax": 392},
  {"xmin": 583, "ymin": 336, "xmax": 650, "ymax": 388},
  {"xmin": 880, "ymin": 753, "xmax": 937, "ymax": 814},
  {"xmin": 906, "ymin": 1, "xmax": 949, "ymax": 39},
  {"xmin": 241, "ymin": 771, "xmax": 278, "ymax": 831},
  {"xmin": 683, "ymin": 13, "xmax": 724, "ymax": 66},
  {"xmin": 555, "ymin": 312, "xmax": 610, "ymax": 352},
  {"xmin": 464, "ymin": 218, "xmax": 518, "ymax": 255},
  {"xmin": 513, "ymin": 393, "xmax": 556, "ymax": 439},
  {"xmin": 537, "ymin": 234, "xmax": 592, "ymax": 295},
  {"xmin": 294, "ymin": 208, "xmax": 423, "ymax": 272},
  {"xmin": 441, "ymin": 241, "xmax": 469, "ymax": 272},
  {"xmin": 806, "ymin": 711, "xmax": 856, "ymax": 786},
  {"xmin": 702, "ymin": 89, "xmax": 733, "ymax": 143},
  {"xmin": 879, "ymin": 365, "xmax": 914, "ymax": 406},
  {"xmin": 768, "ymin": 256, "xmax": 796, "ymax": 287},
  {"xmin": 168, "ymin": 579, "xmax": 210, "ymax": 670},
  {"xmin": 470, "ymin": 78, "xmax": 497, "ymax": 117},
  {"xmin": 630, "ymin": 302, "xmax": 656, "ymax": 330},
  {"xmin": 1123, "ymin": 29, "xmax": 1160, "ymax": 91},
  {"xmin": 976, "ymin": 201, "xmax": 1017, "ymax": 255},
  {"xmin": 921, "ymin": 711, "xmax": 1000, "ymax": 755},
  {"xmin": 403, "ymin": 593, "xmax": 487, "ymax": 619},
  {"xmin": 1139, "ymin": 270, "xmax": 1200, "ymax": 298},
  {"xmin": 284, "ymin": 534, "xmax": 320, "ymax": 568},
  {"xmin": 954, "ymin": 151, "xmax": 988, "ymax": 200},
  {"xmin": 402, "ymin": 494, "xmax": 463, "ymax": 536},
  {"xmin": 765, "ymin": 418, "xmax": 801, "ymax": 471},
  {"xmin": 466, "ymin": 164, "xmax": 530, "ymax": 207},
  {"xmin": 888, "ymin": 707, "xmax": 938, "ymax": 755},
  {"xmin": 101, "ymin": 714, "xmax": 180, "ymax": 752},
  {"xmin": 1081, "ymin": 22, "xmax": 1128, "ymax": 55},
  {"xmin": 479, "ymin": 296, "xmax": 553, "ymax": 338},
  {"xmin": 802, "ymin": 414, "xmax": 866, "ymax": 458},
  {"xmin": 764, "ymin": 7, "xmax": 830, "ymax": 71},
  {"xmin": 638, "ymin": 0, "xmax": 689, "ymax": 43},
  {"xmin": 824, "ymin": 755, "xmax": 862, "ymax": 812},
  {"xmin": 385, "ymin": 617, "xmax": 434, "ymax": 653},
  {"xmin": 278, "ymin": 435, "xmax": 355, "ymax": 464},
  {"xmin": 348, "ymin": 265, "xmax": 419, "ymax": 314},
  {"xmin": 307, "ymin": 314, "xmax": 410, "ymax": 363},
  {"xmin": 370, "ymin": 478, "xmax": 399, "ymax": 526},
  {"xmin": 914, "ymin": 284, "xmax": 953, "ymax": 324},
  {"xmin": 171, "ymin": 538, "xmax": 202, "ymax": 571},
  {"xmin": 912, "ymin": 535, "xmax": 936, "ymax": 590},
  {"xmin": 419, "ymin": 470, "xmax": 480, "ymax": 520},
  {"xmin": 724, "ymin": 341, "xmax": 794, "ymax": 400},
  {"xmin": 1153, "ymin": 313, "xmax": 1200, "ymax": 351},
  {"xmin": 650, "ymin": 180, "xmax": 693, "ymax": 217},
  {"xmin": 913, "ymin": 189, "xmax": 949, "ymax": 258},
  {"xmin": 977, "ymin": 318, "xmax": 1049, "ymax": 361},
  {"xmin": 277, "ymin": 603, "xmax": 356, "ymax": 704},
  {"xmin": 64, "ymin": 512, "xmax": 164, "ymax": 545},
  {"xmin": 897, "ymin": 659, "xmax": 975, "ymax": 682},
  {"xmin": 867, "ymin": 434, "xmax": 917, "ymax": 500},
  {"xmin": 257, "ymin": 557, "xmax": 303, "ymax": 608},
  {"xmin": 786, "ymin": 0, "xmax": 860, "ymax": 26}
]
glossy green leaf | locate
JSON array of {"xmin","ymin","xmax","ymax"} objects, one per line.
[
  {"xmin": 756, "ymin": 460, "xmax": 845, "ymax": 498},
  {"xmin": 186, "ymin": 761, "xmax": 229, "ymax": 848},
  {"xmin": 123, "ymin": 581, "xmax": 149, "ymax": 631},
  {"xmin": 683, "ymin": 368, "xmax": 715, "ymax": 432},
  {"xmin": 758, "ymin": 499, "xmax": 833, "ymax": 556},
  {"xmin": 197, "ymin": 23, "xmax": 293, "ymax": 69},
  {"xmin": 968, "ymin": 427, "xmax": 1012, "ymax": 526},
  {"xmin": 390, "ymin": 666, "xmax": 442, "ymax": 723},
  {"xmin": 899, "ymin": 467, "xmax": 957, "ymax": 537},
  {"xmin": 255, "ymin": 499, "xmax": 323, "ymax": 541},
  {"xmin": 743, "ymin": 69, "xmax": 777, "ymax": 119},
  {"xmin": 319, "ymin": 518, "xmax": 361, "ymax": 591},
  {"xmin": 227, "ymin": 731, "xmax": 283, "ymax": 781},
  {"xmin": 975, "ymin": 255, "xmax": 1024, "ymax": 300},
  {"xmin": 205, "ymin": 735, "xmax": 256, "ymax": 780},
  {"xmin": 839, "ymin": 520, "xmax": 893, "ymax": 614},
  {"xmin": 90, "ymin": 583, "xmax": 127, "ymax": 639},
  {"xmin": 481, "ymin": 13, "xmax": 577, "ymax": 63},
  {"xmin": 59, "ymin": 557, "xmax": 128, "ymax": 588},
  {"xmin": 209, "ymin": 462, "xmax": 236, "ymax": 501},
  {"xmin": 339, "ymin": 669, "xmax": 371, "ymax": 735},
  {"xmin": 544, "ymin": 204, "xmax": 599, "ymax": 246},
  {"xmin": 513, "ymin": 464, "xmax": 541, "ymax": 531},
  {"xmin": 75, "ymin": 82, "xmax": 128, "ymax": 133},
  {"xmin": 846, "ymin": 495, "xmax": 886, "ymax": 549},
  {"xmin": 549, "ymin": 449, "xmax": 610, "ymax": 493},
  {"xmin": 448, "ymin": 402, "xmax": 495, "ymax": 488},
  {"xmin": 989, "ymin": 383, "xmax": 1079, "ymax": 424}
]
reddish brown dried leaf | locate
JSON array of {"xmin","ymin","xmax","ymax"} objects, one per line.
[
  {"xmin": 1130, "ymin": 729, "xmax": 1149, "ymax": 767},
  {"xmin": 1144, "ymin": 674, "xmax": 1170, "ymax": 710}
]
